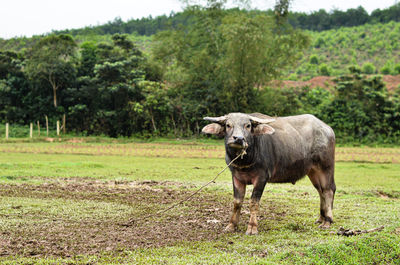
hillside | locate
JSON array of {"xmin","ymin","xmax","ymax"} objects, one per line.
[
  {"xmin": 288, "ymin": 21, "xmax": 400, "ymax": 79},
  {"xmin": 1, "ymin": 22, "xmax": 400, "ymax": 82}
]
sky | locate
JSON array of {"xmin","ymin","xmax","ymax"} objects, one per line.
[{"xmin": 0, "ymin": 0, "xmax": 398, "ymax": 39}]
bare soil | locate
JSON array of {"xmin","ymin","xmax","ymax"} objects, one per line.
[
  {"xmin": 0, "ymin": 180, "xmax": 233, "ymax": 258},
  {"xmin": 273, "ymin": 74, "xmax": 400, "ymax": 91}
]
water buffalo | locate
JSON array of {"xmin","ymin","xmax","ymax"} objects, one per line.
[{"xmin": 202, "ymin": 112, "xmax": 336, "ymax": 235}]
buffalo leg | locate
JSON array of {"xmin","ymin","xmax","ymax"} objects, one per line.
[
  {"xmin": 308, "ymin": 165, "xmax": 336, "ymax": 228},
  {"xmin": 225, "ymin": 177, "xmax": 246, "ymax": 232},
  {"xmin": 246, "ymin": 177, "xmax": 267, "ymax": 235}
]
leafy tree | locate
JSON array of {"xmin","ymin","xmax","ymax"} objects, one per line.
[
  {"xmin": 152, "ymin": 0, "xmax": 309, "ymax": 117},
  {"xmin": 0, "ymin": 51, "xmax": 20, "ymax": 79},
  {"xmin": 25, "ymin": 34, "xmax": 77, "ymax": 108},
  {"xmin": 78, "ymin": 41, "xmax": 97, "ymax": 77},
  {"xmin": 0, "ymin": 50, "xmax": 31, "ymax": 123},
  {"xmin": 131, "ymin": 81, "xmax": 172, "ymax": 133},
  {"xmin": 322, "ymin": 74, "xmax": 395, "ymax": 142}
]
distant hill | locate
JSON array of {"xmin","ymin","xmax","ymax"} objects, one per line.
[
  {"xmin": 52, "ymin": 3, "xmax": 400, "ymax": 36},
  {"xmin": 287, "ymin": 21, "xmax": 400, "ymax": 79},
  {"xmin": 1, "ymin": 4, "xmax": 399, "ymax": 81}
]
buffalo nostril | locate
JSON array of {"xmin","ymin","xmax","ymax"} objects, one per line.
[{"xmin": 233, "ymin": 136, "xmax": 244, "ymax": 143}]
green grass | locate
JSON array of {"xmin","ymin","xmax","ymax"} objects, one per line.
[{"xmin": 0, "ymin": 141, "xmax": 399, "ymax": 264}]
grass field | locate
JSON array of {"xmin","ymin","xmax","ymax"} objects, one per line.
[{"xmin": 0, "ymin": 140, "xmax": 399, "ymax": 264}]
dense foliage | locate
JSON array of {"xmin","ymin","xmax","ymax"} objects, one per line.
[
  {"xmin": 288, "ymin": 4, "xmax": 400, "ymax": 31},
  {"xmin": 2, "ymin": 14, "xmax": 400, "ymax": 80},
  {"xmin": 47, "ymin": 3, "xmax": 400, "ymax": 36},
  {"xmin": 0, "ymin": 2, "xmax": 399, "ymax": 144}
]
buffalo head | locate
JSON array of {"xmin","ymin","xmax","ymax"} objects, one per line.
[{"xmin": 202, "ymin": 113, "xmax": 275, "ymax": 150}]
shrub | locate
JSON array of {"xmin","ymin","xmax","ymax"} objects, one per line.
[
  {"xmin": 361, "ymin": 62, "xmax": 376, "ymax": 74},
  {"xmin": 380, "ymin": 65, "xmax": 392, "ymax": 75},
  {"xmin": 314, "ymin": 37, "xmax": 325, "ymax": 48},
  {"xmin": 394, "ymin": 63, "xmax": 400, "ymax": 74},
  {"xmin": 288, "ymin": 73, "xmax": 298, "ymax": 80},
  {"xmin": 319, "ymin": 63, "xmax": 331, "ymax": 76},
  {"xmin": 349, "ymin": 65, "xmax": 361, "ymax": 74},
  {"xmin": 309, "ymin": 54, "xmax": 319, "ymax": 64}
]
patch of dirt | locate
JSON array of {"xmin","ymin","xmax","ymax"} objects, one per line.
[
  {"xmin": 272, "ymin": 74, "xmax": 400, "ymax": 92},
  {"xmin": 0, "ymin": 179, "xmax": 290, "ymax": 258},
  {"xmin": 0, "ymin": 180, "xmax": 233, "ymax": 258},
  {"xmin": 272, "ymin": 76, "xmax": 335, "ymax": 90},
  {"xmin": 383, "ymin": 75, "xmax": 400, "ymax": 91}
]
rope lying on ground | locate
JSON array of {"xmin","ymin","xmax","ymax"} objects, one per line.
[
  {"xmin": 337, "ymin": 226, "xmax": 384, "ymax": 236},
  {"xmin": 120, "ymin": 148, "xmax": 247, "ymax": 227}
]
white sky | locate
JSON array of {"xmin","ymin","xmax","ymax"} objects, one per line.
[{"xmin": 0, "ymin": 0, "xmax": 397, "ymax": 39}]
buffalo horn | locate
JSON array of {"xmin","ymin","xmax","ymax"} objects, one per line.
[
  {"xmin": 203, "ymin": 116, "xmax": 228, "ymax": 124},
  {"xmin": 249, "ymin": 116, "xmax": 275, "ymax": 124}
]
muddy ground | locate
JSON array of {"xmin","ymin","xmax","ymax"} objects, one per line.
[{"xmin": 0, "ymin": 179, "xmax": 236, "ymax": 258}]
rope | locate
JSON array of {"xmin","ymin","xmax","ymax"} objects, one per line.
[{"xmin": 121, "ymin": 148, "xmax": 247, "ymax": 227}]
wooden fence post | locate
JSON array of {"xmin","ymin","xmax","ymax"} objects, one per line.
[
  {"xmin": 57, "ymin": 121, "xmax": 60, "ymax": 136},
  {"xmin": 45, "ymin": 115, "xmax": 49, "ymax": 136},
  {"xmin": 37, "ymin": 121, "xmax": 40, "ymax": 137},
  {"xmin": 5, "ymin": 123, "xmax": 8, "ymax": 140},
  {"xmin": 30, "ymin": 123, "xmax": 33, "ymax": 138},
  {"xmin": 62, "ymin": 114, "xmax": 66, "ymax": 134}
]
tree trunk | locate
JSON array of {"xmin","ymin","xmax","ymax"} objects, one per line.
[
  {"xmin": 150, "ymin": 110, "xmax": 157, "ymax": 132},
  {"xmin": 53, "ymin": 86, "xmax": 57, "ymax": 108},
  {"xmin": 171, "ymin": 114, "xmax": 177, "ymax": 136},
  {"xmin": 45, "ymin": 115, "xmax": 49, "ymax": 136},
  {"xmin": 48, "ymin": 73, "xmax": 58, "ymax": 108}
]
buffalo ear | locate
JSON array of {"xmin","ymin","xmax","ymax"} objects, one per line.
[
  {"xmin": 253, "ymin": 124, "xmax": 275, "ymax": 135},
  {"xmin": 201, "ymin": 123, "xmax": 224, "ymax": 135}
]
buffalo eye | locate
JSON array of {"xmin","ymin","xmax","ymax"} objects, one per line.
[
  {"xmin": 245, "ymin": 124, "xmax": 251, "ymax": 130},
  {"xmin": 226, "ymin": 124, "xmax": 232, "ymax": 129}
]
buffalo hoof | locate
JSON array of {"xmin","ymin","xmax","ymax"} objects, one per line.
[
  {"xmin": 245, "ymin": 225, "xmax": 258, "ymax": 235},
  {"xmin": 224, "ymin": 223, "xmax": 236, "ymax": 233},
  {"xmin": 318, "ymin": 221, "xmax": 332, "ymax": 229},
  {"xmin": 314, "ymin": 217, "xmax": 324, "ymax": 224}
]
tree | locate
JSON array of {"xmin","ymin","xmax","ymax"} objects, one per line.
[
  {"xmin": 78, "ymin": 41, "xmax": 97, "ymax": 77},
  {"xmin": 87, "ymin": 34, "xmax": 146, "ymax": 136},
  {"xmin": 25, "ymin": 34, "xmax": 77, "ymax": 108},
  {"xmin": 322, "ymin": 74, "xmax": 393, "ymax": 141},
  {"xmin": 220, "ymin": 11, "xmax": 308, "ymax": 110},
  {"xmin": 0, "ymin": 51, "xmax": 19, "ymax": 79},
  {"xmin": 0, "ymin": 50, "xmax": 31, "ymax": 123},
  {"xmin": 152, "ymin": 0, "xmax": 309, "ymax": 116},
  {"xmin": 131, "ymin": 81, "xmax": 172, "ymax": 133}
]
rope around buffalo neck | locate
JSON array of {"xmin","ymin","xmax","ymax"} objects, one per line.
[{"xmin": 121, "ymin": 147, "xmax": 247, "ymax": 227}]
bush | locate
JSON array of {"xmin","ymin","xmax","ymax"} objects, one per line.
[
  {"xmin": 394, "ymin": 63, "xmax": 400, "ymax": 74},
  {"xmin": 380, "ymin": 65, "xmax": 392, "ymax": 74},
  {"xmin": 288, "ymin": 73, "xmax": 298, "ymax": 80},
  {"xmin": 348, "ymin": 65, "xmax": 361, "ymax": 74},
  {"xmin": 361, "ymin": 62, "xmax": 376, "ymax": 74},
  {"xmin": 309, "ymin": 54, "xmax": 319, "ymax": 64},
  {"xmin": 319, "ymin": 63, "xmax": 331, "ymax": 76}
]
